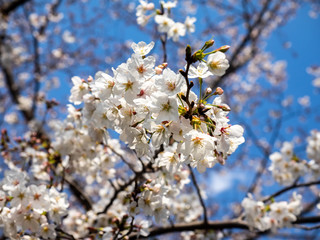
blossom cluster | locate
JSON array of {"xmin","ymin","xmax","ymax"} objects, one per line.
[
  {"xmin": 269, "ymin": 130, "xmax": 320, "ymax": 186},
  {"xmin": 136, "ymin": 0, "xmax": 196, "ymax": 42},
  {"xmin": 46, "ymin": 40, "xmax": 244, "ymax": 234},
  {"xmin": 241, "ymin": 192, "xmax": 302, "ymax": 231},
  {"xmin": 0, "ymin": 35, "xmax": 242, "ymax": 238},
  {"xmin": 60, "ymin": 41, "xmax": 243, "ymax": 174},
  {"xmin": 0, "ymin": 169, "xmax": 68, "ymax": 239}
]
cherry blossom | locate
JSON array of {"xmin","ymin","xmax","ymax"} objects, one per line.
[{"xmin": 207, "ymin": 51, "xmax": 230, "ymax": 76}]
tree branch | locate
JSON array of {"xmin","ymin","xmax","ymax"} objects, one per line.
[
  {"xmin": 0, "ymin": 0, "xmax": 31, "ymax": 16},
  {"xmin": 129, "ymin": 220, "xmax": 249, "ymax": 239},
  {"xmin": 64, "ymin": 175, "xmax": 93, "ymax": 211},
  {"xmin": 262, "ymin": 180, "xmax": 320, "ymax": 202},
  {"xmin": 129, "ymin": 216, "xmax": 320, "ymax": 239}
]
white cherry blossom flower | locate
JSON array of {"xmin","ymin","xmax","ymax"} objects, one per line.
[
  {"xmin": 49, "ymin": 188, "xmax": 69, "ymax": 224},
  {"xmin": 136, "ymin": 0, "xmax": 154, "ymax": 17},
  {"xmin": 156, "ymin": 143, "xmax": 182, "ymax": 172},
  {"xmin": 131, "ymin": 41, "xmax": 155, "ymax": 56},
  {"xmin": 168, "ymin": 22, "xmax": 186, "ymax": 42},
  {"xmin": 217, "ymin": 124, "xmax": 245, "ymax": 157},
  {"xmin": 188, "ymin": 62, "xmax": 213, "ymax": 79},
  {"xmin": 127, "ymin": 53, "xmax": 155, "ymax": 80},
  {"xmin": 2, "ymin": 170, "xmax": 28, "ymax": 191},
  {"xmin": 16, "ymin": 211, "xmax": 41, "ymax": 232},
  {"xmin": 149, "ymin": 92, "xmax": 179, "ymax": 123},
  {"xmin": 185, "ymin": 16, "xmax": 196, "ymax": 33},
  {"xmin": 155, "ymin": 15, "xmax": 174, "ymax": 33},
  {"xmin": 161, "ymin": 0, "xmax": 177, "ymax": 10},
  {"xmin": 136, "ymin": 219, "xmax": 151, "ymax": 237},
  {"xmin": 40, "ymin": 223, "xmax": 57, "ymax": 239},
  {"xmin": 137, "ymin": 15, "xmax": 151, "ymax": 27},
  {"xmin": 150, "ymin": 122, "xmax": 171, "ymax": 148},
  {"xmin": 91, "ymin": 71, "xmax": 115, "ymax": 101},
  {"xmin": 113, "ymin": 67, "xmax": 141, "ymax": 103},
  {"xmin": 69, "ymin": 76, "xmax": 89, "ymax": 105},
  {"xmin": 10, "ymin": 185, "xmax": 30, "ymax": 207},
  {"xmin": 190, "ymin": 155, "xmax": 216, "ymax": 173},
  {"xmin": 241, "ymin": 195, "xmax": 271, "ymax": 231},
  {"xmin": 207, "ymin": 51, "xmax": 230, "ymax": 76},
  {"xmin": 181, "ymin": 130, "xmax": 216, "ymax": 163},
  {"xmin": 28, "ymin": 185, "xmax": 50, "ymax": 212},
  {"xmin": 269, "ymin": 141, "xmax": 308, "ymax": 186},
  {"xmin": 155, "ymin": 68, "xmax": 185, "ymax": 96}
]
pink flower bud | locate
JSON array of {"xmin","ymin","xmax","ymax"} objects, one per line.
[{"xmin": 215, "ymin": 87, "xmax": 224, "ymax": 95}]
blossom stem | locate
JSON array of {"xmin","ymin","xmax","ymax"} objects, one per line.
[{"xmin": 199, "ymin": 77, "xmax": 203, "ymax": 101}]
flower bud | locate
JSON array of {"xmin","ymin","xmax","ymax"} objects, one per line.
[
  {"xmin": 1, "ymin": 129, "xmax": 7, "ymax": 135},
  {"xmin": 202, "ymin": 39, "xmax": 214, "ymax": 51},
  {"xmin": 193, "ymin": 50, "xmax": 204, "ymax": 61},
  {"xmin": 215, "ymin": 105, "xmax": 230, "ymax": 111},
  {"xmin": 216, "ymin": 45, "xmax": 230, "ymax": 53},
  {"xmin": 205, "ymin": 87, "xmax": 212, "ymax": 95},
  {"xmin": 215, "ymin": 87, "xmax": 224, "ymax": 95},
  {"xmin": 185, "ymin": 45, "xmax": 192, "ymax": 61}
]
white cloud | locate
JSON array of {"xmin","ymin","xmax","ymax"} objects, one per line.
[{"xmin": 208, "ymin": 170, "xmax": 247, "ymax": 195}]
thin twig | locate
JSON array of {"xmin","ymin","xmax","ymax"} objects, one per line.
[
  {"xmin": 293, "ymin": 224, "xmax": 320, "ymax": 230},
  {"xmin": 160, "ymin": 34, "xmax": 167, "ymax": 63},
  {"xmin": 107, "ymin": 144, "xmax": 136, "ymax": 173},
  {"xmin": 64, "ymin": 175, "xmax": 94, "ymax": 211},
  {"xmin": 188, "ymin": 165, "xmax": 208, "ymax": 224}
]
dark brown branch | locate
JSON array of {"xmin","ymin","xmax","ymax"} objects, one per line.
[
  {"xmin": 64, "ymin": 175, "xmax": 93, "ymax": 211},
  {"xmin": 0, "ymin": 59, "xmax": 34, "ymax": 122},
  {"xmin": 56, "ymin": 228, "xmax": 76, "ymax": 240},
  {"xmin": 129, "ymin": 216, "xmax": 320, "ymax": 239},
  {"xmin": 262, "ymin": 180, "xmax": 320, "ymax": 202},
  {"xmin": 129, "ymin": 220, "xmax": 249, "ymax": 239},
  {"xmin": 29, "ymin": 20, "xmax": 41, "ymax": 116},
  {"xmin": 98, "ymin": 171, "xmax": 145, "ymax": 215},
  {"xmin": 295, "ymin": 216, "xmax": 320, "ymax": 224},
  {"xmin": 107, "ymin": 144, "xmax": 136, "ymax": 173},
  {"xmin": 0, "ymin": 0, "xmax": 31, "ymax": 16},
  {"xmin": 293, "ymin": 224, "xmax": 320, "ymax": 231},
  {"xmin": 301, "ymin": 195, "xmax": 320, "ymax": 216},
  {"xmin": 160, "ymin": 34, "xmax": 167, "ymax": 63},
  {"xmin": 246, "ymin": 116, "xmax": 282, "ymax": 194},
  {"xmin": 211, "ymin": 0, "xmax": 274, "ymax": 89}
]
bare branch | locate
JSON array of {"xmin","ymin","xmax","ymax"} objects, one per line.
[
  {"xmin": 129, "ymin": 216, "xmax": 320, "ymax": 239},
  {"xmin": 64, "ymin": 175, "xmax": 93, "ymax": 211},
  {"xmin": 129, "ymin": 220, "xmax": 249, "ymax": 239},
  {"xmin": 262, "ymin": 180, "xmax": 320, "ymax": 202}
]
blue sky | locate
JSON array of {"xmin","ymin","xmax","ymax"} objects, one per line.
[{"xmin": 268, "ymin": 4, "xmax": 320, "ymax": 102}]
